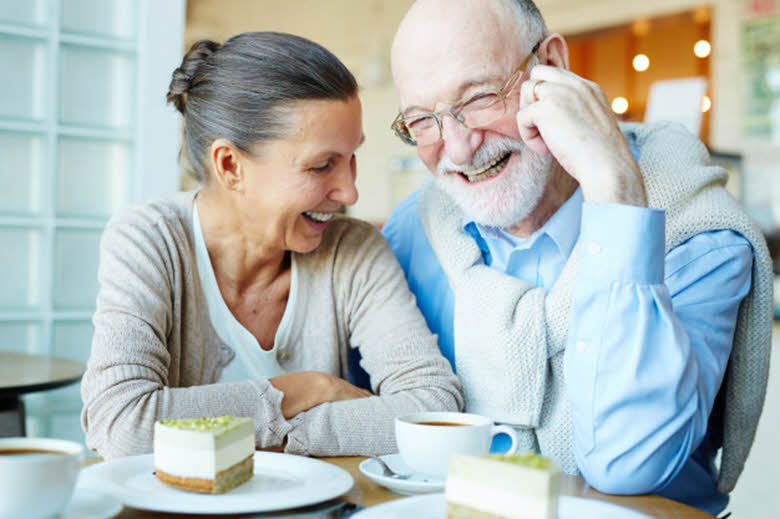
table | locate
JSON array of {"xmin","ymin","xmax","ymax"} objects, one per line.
[
  {"xmin": 0, "ymin": 352, "xmax": 86, "ymax": 437},
  {"xmin": 104, "ymin": 456, "xmax": 714, "ymax": 518}
]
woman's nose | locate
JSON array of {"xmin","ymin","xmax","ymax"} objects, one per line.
[{"xmin": 331, "ymin": 157, "xmax": 358, "ymax": 206}]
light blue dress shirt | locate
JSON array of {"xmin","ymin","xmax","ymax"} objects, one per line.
[{"xmin": 381, "ymin": 187, "xmax": 753, "ymax": 516}]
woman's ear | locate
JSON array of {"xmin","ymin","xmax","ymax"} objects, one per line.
[
  {"xmin": 210, "ymin": 139, "xmax": 244, "ymax": 192},
  {"xmin": 538, "ymin": 33, "xmax": 570, "ymax": 70}
]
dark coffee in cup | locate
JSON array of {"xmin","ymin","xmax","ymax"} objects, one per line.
[
  {"xmin": 0, "ymin": 449, "xmax": 66, "ymax": 456},
  {"xmin": 396, "ymin": 412, "xmax": 520, "ymax": 477},
  {"xmin": 0, "ymin": 437, "xmax": 85, "ymax": 519}
]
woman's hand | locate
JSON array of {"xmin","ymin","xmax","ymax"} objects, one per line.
[{"xmin": 270, "ymin": 371, "xmax": 372, "ymax": 419}]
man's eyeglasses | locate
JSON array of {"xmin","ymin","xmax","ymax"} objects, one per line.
[{"xmin": 391, "ymin": 41, "xmax": 541, "ymax": 147}]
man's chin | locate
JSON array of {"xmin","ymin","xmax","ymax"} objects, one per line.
[{"xmin": 434, "ymin": 157, "xmax": 549, "ymax": 228}]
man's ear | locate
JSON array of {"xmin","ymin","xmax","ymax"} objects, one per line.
[
  {"xmin": 538, "ymin": 33, "xmax": 570, "ymax": 70},
  {"xmin": 210, "ymin": 139, "xmax": 244, "ymax": 192}
]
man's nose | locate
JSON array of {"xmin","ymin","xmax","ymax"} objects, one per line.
[{"xmin": 440, "ymin": 115, "xmax": 484, "ymax": 167}]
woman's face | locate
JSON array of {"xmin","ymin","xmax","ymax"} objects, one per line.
[{"xmin": 237, "ymin": 96, "xmax": 363, "ymax": 254}]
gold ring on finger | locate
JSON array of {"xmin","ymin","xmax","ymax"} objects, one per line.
[{"xmin": 533, "ymin": 80, "xmax": 545, "ymax": 101}]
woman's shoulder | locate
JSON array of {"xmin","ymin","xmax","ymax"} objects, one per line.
[
  {"xmin": 318, "ymin": 215, "xmax": 385, "ymax": 252},
  {"xmin": 297, "ymin": 216, "xmax": 390, "ymax": 274},
  {"xmin": 105, "ymin": 191, "xmax": 196, "ymax": 239},
  {"xmin": 100, "ymin": 191, "xmax": 198, "ymax": 266}
]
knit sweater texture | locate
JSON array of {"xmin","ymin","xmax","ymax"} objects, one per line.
[
  {"xmin": 417, "ymin": 121, "xmax": 773, "ymax": 492},
  {"xmin": 81, "ymin": 190, "xmax": 463, "ymax": 459}
]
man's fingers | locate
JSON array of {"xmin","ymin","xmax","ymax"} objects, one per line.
[
  {"xmin": 515, "ymin": 102, "xmax": 550, "ymax": 156},
  {"xmin": 529, "ymin": 65, "xmax": 607, "ymax": 105},
  {"xmin": 530, "ymin": 64, "xmax": 589, "ymax": 88}
]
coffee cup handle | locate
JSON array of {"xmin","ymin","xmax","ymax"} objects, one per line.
[{"xmin": 490, "ymin": 424, "xmax": 519, "ymax": 455}]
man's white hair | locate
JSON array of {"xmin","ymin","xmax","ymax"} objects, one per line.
[{"xmin": 508, "ymin": 0, "xmax": 550, "ymax": 48}]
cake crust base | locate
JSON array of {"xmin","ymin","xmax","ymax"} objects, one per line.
[
  {"xmin": 156, "ymin": 454, "xmax": 254, "ymax": 494},
  {"xmin": 447, "ymin": 502, "xmax": 508, "ymax": 519}
]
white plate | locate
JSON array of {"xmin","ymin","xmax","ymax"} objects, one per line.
[
  {"xmin": 63, "ymin": 487, "xmax": 122, "ymax": 519},
  {"xmin": 78, "ymin": 452, "xmax": 353, "ymax": 514},
  {"xmin": 358, "ymin": 454, "xmax": 444, "ymax": 495},
  {"xmin": 353, "ymin": 493, "xmax": 653, "ymax": 519}
]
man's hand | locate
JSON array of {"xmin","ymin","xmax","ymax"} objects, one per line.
[
  {"xmin": 270, "ymin": 371, "xmax": 372, "ymax": 419},
  {"xmin": 516, "ymin": 65, "xmax": 647, "ymax": 207}
]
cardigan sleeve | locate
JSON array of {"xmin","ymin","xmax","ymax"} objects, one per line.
[
  {"xmin": 80, "ymin": 209, "xmax": 293, "ymax": 459},
  {"xmin": 284, "ymin": 221, "xmax": 464, "ymax": 456}
]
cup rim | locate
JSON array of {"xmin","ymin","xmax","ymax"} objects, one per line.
[
  {"xmin": 0, "ymin": 437, "xmax": 84, "ymax": 463},
  {"xmin": 395, "ymin": 411, "xmax": 492, "ymax": 427}
]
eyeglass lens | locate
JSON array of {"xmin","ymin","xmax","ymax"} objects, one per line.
[{"xmin": 405, "ymin": 92, "xmax": 506, "ymax": 146}]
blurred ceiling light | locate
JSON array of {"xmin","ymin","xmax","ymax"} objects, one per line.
[
  {"xmin": 694, "ymin": 40, "xmax": 711, "ymax": 58},
  {"xmin": 701, "ymin": 95, "xmax": 712, "ymax": 113},
  {"xmin": 633, "ymin": 54, "xmax": 650, "ymax": 72},
  {"xmin": 611, "ymin": 97, "xmax": 629, "ymax": 115}
]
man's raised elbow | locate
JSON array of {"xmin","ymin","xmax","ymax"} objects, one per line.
[{"xmin": 580, "ymin": 453, "xmax": 675, "ymax": 496}]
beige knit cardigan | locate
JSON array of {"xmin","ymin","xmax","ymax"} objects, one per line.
[
  {"xmin": 418, "ymin": 121, "xmax": 773, "ymax": 492},
  {"xmin": 81, "ymin": 191, "xmax": 463, "ymax": 459}
]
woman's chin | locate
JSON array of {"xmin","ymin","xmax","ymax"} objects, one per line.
[{"xmin": 290, "ymin": 233, "xmax": 325, "ymax": 254}]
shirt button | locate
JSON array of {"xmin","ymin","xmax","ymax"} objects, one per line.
[
  {"xmin": 277, "ymin": 349, "xmax": 288, "ymax": 362},
  {"xmin": 576, "ymin": 340, "xmax": 588, "ymax": 353},
  {"xmin": 588, "ymin": 242, "xmax": 603, "ymax": 255}
]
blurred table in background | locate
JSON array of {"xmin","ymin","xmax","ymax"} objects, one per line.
[{"xmin": 0, "ymin": 352, "xmax": 85, "ymax": 437}]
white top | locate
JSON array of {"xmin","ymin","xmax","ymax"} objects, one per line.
[{"xmin": 192, "ymin": 201, "xmax": 295, "ymax": 381}]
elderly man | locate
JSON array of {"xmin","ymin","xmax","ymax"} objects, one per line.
[{"xmin": 381, "ymin": 0, "xmax": 773, "ymax": 515}]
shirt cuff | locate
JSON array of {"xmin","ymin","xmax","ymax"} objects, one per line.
[{"xmin": 578, "ymin": 202, "xmax": 665, "ymax": 285}]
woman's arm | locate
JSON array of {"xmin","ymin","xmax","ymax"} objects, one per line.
[
  {"xmin": 283, "ymin": 220, "xmax": 464, "ymax": 456},
  {"xmin": 270, "ymin": 371, "xmax": 370, "ymax": 419},
  {"xmin": 81, "ymin": 207, "xmax": 292, "ymax": 458}
]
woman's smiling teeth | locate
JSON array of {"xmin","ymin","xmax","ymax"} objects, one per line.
[
  {"xmin": 303, "ymin": 211, "xmax": 335, "ymax": 223},
  {"xmin": 458, "ymin": 152, "xmax": 512, "ymax": 183}
]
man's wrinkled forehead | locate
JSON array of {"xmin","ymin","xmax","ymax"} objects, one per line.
[{"xmin": 391, "ymin": 0, "xmax": 527, "ymax": 110}]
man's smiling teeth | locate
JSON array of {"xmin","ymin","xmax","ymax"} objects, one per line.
[
  {"xmin": 458, "ymin": 153, "xmax": 512, "ymax": 182},
  {"xmin": 303, "ymin": 211, "xmax": 334, "ymax": 223}
]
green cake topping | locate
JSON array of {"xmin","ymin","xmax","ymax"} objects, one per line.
[
  {"xmin": 489, "ymin": 451, "xmax": 552, "ymax": 470},
  {"xmin": 159, "ymin": 416, "xmax": 242, "ymax": 433}
]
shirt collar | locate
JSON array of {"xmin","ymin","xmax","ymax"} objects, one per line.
[{"xmin": 462, "ymin": 187, "xmax": 583, "ymax": 259}]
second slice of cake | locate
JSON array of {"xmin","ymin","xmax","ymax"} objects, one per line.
[
  {"xmin": 154, "ymin": 416, "xmax": 255, "ymax": 494},
  {"xmin": 446, "ymin": 452, "xmax": 561, "ymax": 519}
]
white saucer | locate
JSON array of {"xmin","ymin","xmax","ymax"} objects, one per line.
[
  {"xmin": 78, "ymin": 452, "xmax": 353, "ymax": 514},
  {"xmin": 62, "ymin": 487, "xmax": 122, "ymax": 519},
  {"xmin": 358, "ymin": 454, "xmax": 444, "ymax": 495}
]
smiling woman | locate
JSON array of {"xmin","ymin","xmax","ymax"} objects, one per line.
[{"xmin": 80, "ymin": 32, "xmax": 463, "ymax": 459}]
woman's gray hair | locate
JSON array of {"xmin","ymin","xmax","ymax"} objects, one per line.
[{"xmin": 167, "ymin": 32, "xmax": 358, "ymax": 183}]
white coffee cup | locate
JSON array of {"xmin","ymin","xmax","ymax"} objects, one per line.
[
  {"xmin": 395, "ymin": 411, "xmax": 519, "ymax": 478},
  {"xmin": 0, "ymin": 437, "xmax": 85, "ymax": 519}
]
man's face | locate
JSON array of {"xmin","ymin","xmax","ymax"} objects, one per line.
[{"xmin": 392, "ymin": 3, "xmax": 551, "ymax": 227}]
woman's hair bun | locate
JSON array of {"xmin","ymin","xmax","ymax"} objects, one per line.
[{"xmin": 166, "ymin": 39, "xmax": 221, "ymax": 114}]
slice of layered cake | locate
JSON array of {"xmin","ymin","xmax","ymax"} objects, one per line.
[
  {"xmin": 154, "ymin": 416, "xmax": 255, "ymax": 493},
  {"xmin": 446, "ymin": 452, "xmax": 560, "ymax": 519}
]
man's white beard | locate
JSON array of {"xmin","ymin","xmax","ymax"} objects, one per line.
[{"xmin": 435, "ymin": 136, "xmax": 551, "ymax": 229}]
